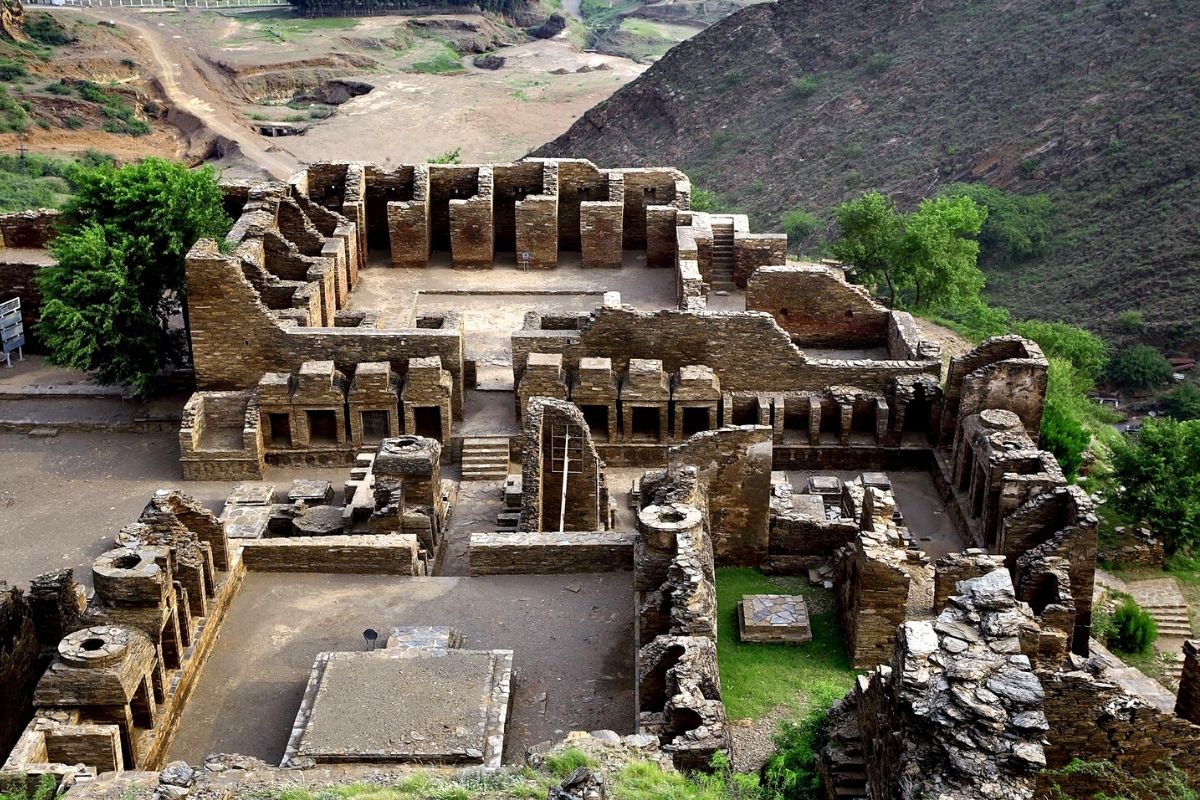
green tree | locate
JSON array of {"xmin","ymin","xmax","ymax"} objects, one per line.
[
  {"xmin": 691, "ymin": 187, "xmax": 720, "ymax": 212},
  {"xmin": 831, "ymin": 191, "xmax": 986, "ymax": 312},
  {"xmin": 830, "ymin": 191, "xmax": 903, "ymax": 304},
  {"xmin": 1108, "ymin": 344, "xmax": 1173, "ymax": 390},
  {"xmin": 428, "ymin": 148, "xmax": 462, "ymax": 164},
  {"xmin": 940, "ymin": 183, "xmax": 1055, "ymax": 266},
  {"xmin": 36, "ymin": 158, "xmax": 230, "ymax": 396},
  {"xmin": 1041, "ymin": 400, "xmax": 1089, "ymax": 480},
  {"xmin": 1111, "ymin": 418, "xmax": 1200, "ymax": 553},
  {"xmin": 1012, "ymin": 319, "xmax": 1109, "ymax": 382},
  {"xmin": 897, "ymin": 194, "xmax": 987, "ymax": 310},
  {"xmin": 1162, "ymin": 382, "xmax": 1200, "ymax": 421},
  {"xmin": 781, "ymin": 208, "xmax": 819, "ymax": 250}
]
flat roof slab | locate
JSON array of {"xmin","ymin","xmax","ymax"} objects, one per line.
[{"xmin": 293, "ymin": 649, "xmax": 509, "ymax": 765}]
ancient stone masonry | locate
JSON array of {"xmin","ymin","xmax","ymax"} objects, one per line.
[
  {"xmin": 746, "ymin": 264, "xmax": 938, "ymax": 358},
  {"xmin": 633, "ymin": 468, "xmax": 728, "ymax": 770},
  {"xmin": 519, "ymin": 397, "xmax": 611, "ymax": 533},
  {"xmin": 666, "ymin": 426, "xmax": 772, "ymax": 566},
  {"xmin": 941, "ymin": 335, "xmax": 1048, "ymax": 446},
  {"xmin": 3, "ymin": 492, "xmax": 238, "ymax": 786},
  {"xmin": 282, "ymin": 626, "xmax": 511, "ymax": 770},
  {"xmin": 833, "ymin": 486, "xmax": 929, "ymax": 669},
  {"xmin": 0, "ymin": 585, "xmax": 44, "ymax": 761},
  {"xmin": 821, "ymin": 570, "xmax": 1049, "ymax": 800},
  {"xmin": 179, "ymin": 391, "xmax": 266, "ymax": 481}
]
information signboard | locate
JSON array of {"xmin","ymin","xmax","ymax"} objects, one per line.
[{"xmin": 1, "ymin": 297, "xmax": 25, "ymax": 367}]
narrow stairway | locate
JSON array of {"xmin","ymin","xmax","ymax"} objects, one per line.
[
  {"xmin": 826, "ymin": 728, "xmax": 867, "ymax": 800},
  {"xmin": 460, "ymin": 436, "xmax": 510, "ymax": 481},
  {"xmin": 710, "ymin": 219, "xmax": 736, "ymax": 293}
]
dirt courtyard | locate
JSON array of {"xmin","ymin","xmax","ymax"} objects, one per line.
[{"xmin": 166, "ymin": 571, "xmax": 635, "ymax": 766}]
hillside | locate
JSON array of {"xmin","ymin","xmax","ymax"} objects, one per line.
[{"xmin": 536, "ymin": 0, "xmax": 1200, "ymax": 352}]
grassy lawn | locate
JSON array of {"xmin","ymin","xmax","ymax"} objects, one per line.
[{"xmin": 714, "ymin": 567, "xmax": 857, "ymax": 721}]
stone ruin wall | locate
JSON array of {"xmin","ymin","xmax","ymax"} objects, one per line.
[
  {"xmin": 666, "ymin": 425, "xmax": 773, "ymax": 566},
  {"xmin": 186, "ymin": 240, "xmax": 467, "ymax": 417},
  {"xmin": 634, "ymin": 469, "xmax": 727, "ymax": 771},
  {"xmin": 512, "ymin": 305, "xmax": 942, "ymax": 401}
]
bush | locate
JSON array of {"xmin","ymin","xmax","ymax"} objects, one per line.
[
  {"xmin": 864, "ymin": 52, "xmax": 892, "ymax": 75},
  {"xmin": 44, "ymin": 81, "xmax": 72, "ymax": 96},
  {"xmin": 1162, "ymin": 382, "xmax": 1200, "ymax": 421},
  {"xmin": 781, "ymin": 208, "xmax": 818, "ymax": 249},
  {"xmin": 1012, "ymin": 319, "xmax": 1108, "ymax": 382},
  {"xmin": 428, "ymin": 148, "xmax": 461, "ymax": 164},
  {"xmin": 0, "ymin": 61, "xmax": 28, "ymax": 82},
  {"xmin": 761, "ymin": 705, "xmax": 831, "ymax": 800},
  {"xmin": 1109, "ymin": 599, "xmax": 1158, "ymax": 654},
  {"xmin": 23, "ymin": 13, "xmax": 74, "ymax": 46},
  {"xmin": 1041, "ymin": 400, "xmax": 1089, "ymax": 480},
  {"xmin": 1108, "ymin": 344, "xmax": 1173, "ymax": 390},
  {"xmin": 790, "ymin": 75, "xmax": 818, "ymax": 98},
  {"xmin": 1118, "ymin": 309, "xmax": 1144, "ymax": 332},
  {"xmin": 691, "ymin": 187, "xmax": 720, "ymax": 212},
  {"xmin": 940, "ymin": 183, "xmax": 1055, "ymax": 266}
]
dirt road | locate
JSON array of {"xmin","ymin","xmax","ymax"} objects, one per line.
[{"xmin": 70, "ymin": 7, "xmax": 300, "ymax": 179}]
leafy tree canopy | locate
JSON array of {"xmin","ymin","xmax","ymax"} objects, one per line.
[
  {"xmin": 1107, "ymin": 344, "xmax": 1173, "ymax": 391},
  {"xmin": 1111, "ymin": 418, "xmax": 1200, "ymax": 553},
  {"xmin": 831, "ymin": 190, "xmax": 986, "ymax": 312},
  {"xmin": 36, "ymin": 158, "xmax": 230, "ymax": 396},
  {"xmin": 1012, "ymin": 319, "xmax": 1109, "ymax": 383},
  {"xmin": 940, "ymin": 183, "xmax": 1055, "ymax": 266},
  {"xmin": 1162, "ymin": 382, "xmax": 1200, "ymax": 421}
]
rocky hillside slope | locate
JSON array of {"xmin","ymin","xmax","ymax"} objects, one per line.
[{"xmin": 537, "ymin": 0, "xmax": 1200, "ymax": 350}]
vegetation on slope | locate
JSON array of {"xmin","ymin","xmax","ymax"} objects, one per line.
[{"xmin": 536, "ymin": 0, "xmax": 1200, "ymax": 351}]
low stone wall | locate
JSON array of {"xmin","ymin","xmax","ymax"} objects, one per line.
[
  {"xmin": 468, "ymin": 531, "xmax": 634, "ymax": 575},
  {"xmin": 1098, "ymin": 526, "xmax": 1164, "ymax": 568},
  {"xmin": 0, "ymin": 586, "xmax": 44, "ymax": 762},
  {"xmin": 240, "ymin": 534, "xmax": 420, "ymax": 574},
  {"xmin": 0, "ymin": 209, "xmax": 59, "ymax": 249}
]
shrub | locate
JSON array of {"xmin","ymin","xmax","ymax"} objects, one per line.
[
  {"xmin": 1118, "ymin": 309, "xmax": 1144, "ymax": 332},
  {"xmin": 1108, "ymin": 599, "xmax": 1157, "ymax": 654},
  {"xmin": 865, "ymin": 52, "xmax": 892, "ymax": 75},
  {"xmin": 761, "ymin": 705, "xmax": 831, "ymax": 800},
  {"xmin": 940, "ymin": 183, "xmax": 1056, "ymax": 266},
  {"xmin": 781, "ymin": 208, "xmax": 819, "ymax": 249},
  {"xmin": 1162, "ymin": 382, "xmax": 1200, "ymax": 421},
  {"xmin": 76, "ymin": 81, "xmax": 108, "ymax": 104},
  {"xmin": 1108, "ymin": 344, "xmax": 1173, "ymax": 390},
  {"xmin": 428, "ymin": 148, "xmax": 461, "ymax": 164},
  {"xmin": 23, "ymin": 13, "xmax": 74, "ymax": 45},
  {"xmin": 1041, "ymin": 400, "xmax": 1089, "ymax": 479},
  {"xmin": 790, "ymin": 75, "xmax": 818, "ymax": 98},
  {"xmin": 44, "ymin": 81, "xmax": 72, "ymax": 96},
  {"xmin": 1012, "ymin": 319, "xmax": 1108, "ymax": 382}
]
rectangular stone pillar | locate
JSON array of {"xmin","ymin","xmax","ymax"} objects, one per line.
[{"xmin": 580, "ymin": 201, "xmax": 624, "ymax": 268}]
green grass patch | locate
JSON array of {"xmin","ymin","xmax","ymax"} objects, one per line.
[
  {"xmin": 715, "ymin": 567, "xmax": 856, "ymax": 720},
  {"xmin": 407, "ymin": 43, "xmax": 466, "ymax": 75}
]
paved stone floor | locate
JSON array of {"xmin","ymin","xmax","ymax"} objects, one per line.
[{"xmin": 165, "ymin": 571, "xmax": 634, "ymax": 766}]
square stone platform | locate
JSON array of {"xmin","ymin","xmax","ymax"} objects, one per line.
[
  {"xmin": 738, "ymin": 594, "xmax": 812, "ymax": 644},
  {"xmin": 219, "ymin": 504, "xmax": 271, "ymax": 539},
  {"xmin": 283, "ymin": 647, "xmax": 512, "ymax": 768}
]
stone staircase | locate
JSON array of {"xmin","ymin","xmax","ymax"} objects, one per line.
[
  {"xmin": 460, "ymin": 436, "xmax": 510, "ymax": 481},
  {"xmin": 710, "ymin": 219, "xmax": 736, "ymax": 293},
  {"xmin": 1127, "ymin": 576, "xmax": 1193, "ymax": 688},
  {"xmin": 826, "ymin": 728, "xmax": 867, "ymax": 800}
]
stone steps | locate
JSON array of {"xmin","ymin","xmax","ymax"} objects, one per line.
[
  {"xmin": 711, "ymin": 221, "xmax": 736, "ymax": 291},
  {"xmin": 461, "ymin": 437, "xmax": 510, "ymax": 481}
]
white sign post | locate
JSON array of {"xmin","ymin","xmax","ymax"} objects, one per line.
[{"xmin": 1, "ymin": 298, "xmax": 26, "ymax": 368}]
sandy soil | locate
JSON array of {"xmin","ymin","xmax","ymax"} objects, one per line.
[{"xmin": 20, "ymin": 5, "xmax": 645, "ymax": 175}]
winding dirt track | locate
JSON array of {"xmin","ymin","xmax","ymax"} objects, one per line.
[{"xmin": 74, "ymin": 7, "xmax": 300, "ymax": 179}]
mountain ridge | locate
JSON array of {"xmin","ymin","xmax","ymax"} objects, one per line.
[{"xmin": 536, "ymin": 0, "xmax": 1200, "ymax": 352}]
